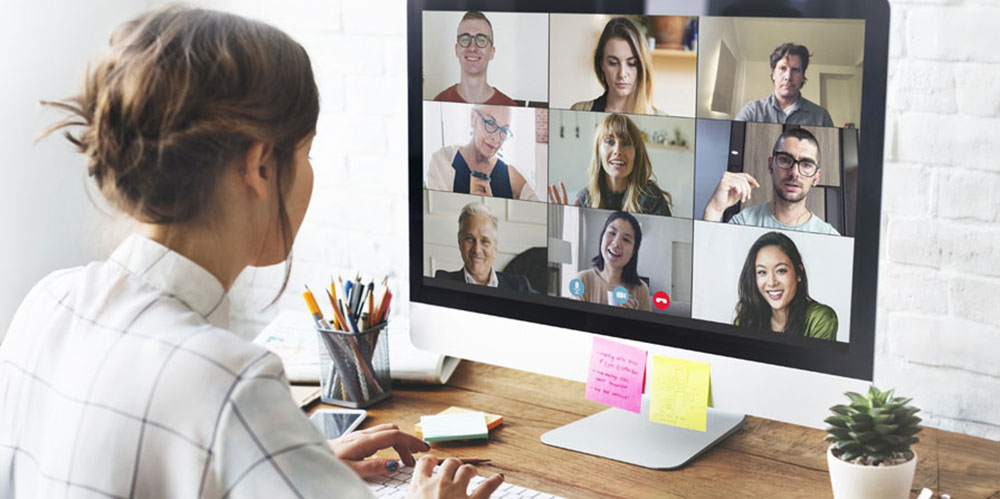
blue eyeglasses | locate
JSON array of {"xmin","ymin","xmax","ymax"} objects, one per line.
[{"xmin": 473, "ymin": 109, "xmax": 514, "ymax": 141}]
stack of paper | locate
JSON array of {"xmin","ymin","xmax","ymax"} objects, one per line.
[{"xmin": 419, "ymin": 412, "xmax": 489, "ymax": 443}]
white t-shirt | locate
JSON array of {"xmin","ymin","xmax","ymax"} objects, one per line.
[
  {"xmin": 0, "ymin": 234, "xmax": 372, "ymax": 498},
  {"xmin": 729, "ymin": 202, "xmax": 840, "ymax": 236}
]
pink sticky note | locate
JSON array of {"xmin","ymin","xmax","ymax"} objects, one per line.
[{"xmin": 585, "ymin": 337, "xmax": 647, "ymax": 413}]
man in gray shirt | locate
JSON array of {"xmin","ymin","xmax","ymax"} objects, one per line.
[
  {"xmin": 735, "ymin": 43, "xmax": 835, "ymax": 127},
  {"xmin": 702, "ymin": 127, "xmax": 840, "ymax": 236}
]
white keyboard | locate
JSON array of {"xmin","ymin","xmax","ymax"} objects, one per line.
[{"xmin": 366, "ymin": 465, "xmax": 562, "ymax": 498}]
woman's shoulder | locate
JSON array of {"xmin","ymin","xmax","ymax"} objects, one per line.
[
  {"xmin": 803, "ymin": 301, "xmax": 838, "ymax": 340},
  {"xmin": 639, "ymin": 183, "xmax": 672, "ymax": 216},
  {"xmin": 570, "ymin": 100, "xmax": 594, "ymax": 111},
  {"xmin": 575, "ymin": 267, "xmax": 600, "ymax": 283},
  {"xmin": 430, "ymin": 144, "xmax": 460, "ymax": 161},
  {"xmin": 806, "ymin": 301, "xmax": 837, "ymax": 319}
]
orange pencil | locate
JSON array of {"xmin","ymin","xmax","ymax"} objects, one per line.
[
  {"xmin": 325, "ymin": 288, "xmax": 342, "ymax": 330},
  {"xmin": 302, "ymin": 286, "xmax": 331, "ymax": 329}
]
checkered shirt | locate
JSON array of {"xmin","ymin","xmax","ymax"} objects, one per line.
[{"xmin": 0, "ymin": 234, "xmax": 372, "ymax": 498}]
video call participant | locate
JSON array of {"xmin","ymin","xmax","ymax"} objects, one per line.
[
  {"xmin": 734, "ymin": 43, "xmax": 834, "ymax": 127},
  {"xmin": 426, "ymin": 104, "xmax": 539, "ymax": 200},
  {"xmin": 549, "ymin": 113, "xmax": 672, "ymax": 216},
  {"xmin": 572, "ymin": 211, "xmax": 651, "ymax": 311},
  {"xmin": 435, "ymin": 202, "xmax": 536, "ymax": 292},
  {"xmin": 571, "ymin": 17, "xmax": 661, "ymax": 115},
  {"xmin": 702, "ymin": 127, "xmax": 839, "ymax": 235},
  {"xmin": 735, "ymin": 231, "xmax": 837, "ymax": 340},
  {"xmin": 0, "ymin": 7, "xmax": 502, "ymax": 498},
  {"xmin": 433, "ymin": 11, "xmax": 517, "ymax": 106}
]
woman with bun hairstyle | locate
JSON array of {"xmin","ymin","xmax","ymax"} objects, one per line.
[
  {"xmin": 735, "ymin": 231, "xmax": 837, "ymax": 340},
  {"xmin": 549, "ymin": 113, "xmax": 672, "ymax": 216},
  {"xmin": 571, "ymin": 17, "xmax": 660, "ymax": 115},
  {"xmin": 0, "ymin": 7, "xmax": 502, "ymax": 498}
]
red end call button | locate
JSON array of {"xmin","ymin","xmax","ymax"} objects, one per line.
[{"xmin": 653, "ymin": 291, "xmax": 670, "ymax": 310}]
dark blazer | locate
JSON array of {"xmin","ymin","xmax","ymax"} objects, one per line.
[{"xmin": 434, "ymin": 269, "xmax": 537, "ymax": 294}]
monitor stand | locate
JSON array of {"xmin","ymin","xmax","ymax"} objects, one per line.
[{"xmin": 540, "ymin": 398, "xmax": 745, "ymax": 469}]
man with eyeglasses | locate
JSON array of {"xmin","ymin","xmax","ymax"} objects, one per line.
[
  {"xmin": 433, "ymin": 11, "xmax": 517, "ymax": 105},
  {"xmin": 734, "ymin": 43, "xmax": 835, "ymax": 127},
  {"xmin": 702, "ymin": 128, "xmax": 840, "ymax": 235}
]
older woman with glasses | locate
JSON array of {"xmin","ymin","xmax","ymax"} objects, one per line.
[{"xmin": 426, "ymin": 104, "xmax": 539, "ymax": 200}]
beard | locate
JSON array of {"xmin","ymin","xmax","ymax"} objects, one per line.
[{"xmin": 773, "ymin": 181, "xmax": 808, "ymax": 203}]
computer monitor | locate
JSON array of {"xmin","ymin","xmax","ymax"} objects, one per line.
[{"xmin": 407, "ymin": 0, "xmax": 889, "ymax": 468}]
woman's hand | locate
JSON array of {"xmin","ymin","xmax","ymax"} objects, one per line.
[
  {"xmin": 407, "ymin": 456, "xmax": 504, "ymax": 499},
  {"xmin": 703, "ymin": 172, "xmax": 759, "ymax": 221},
  {"xmin": 547, "ymin": 182, "xmax": 579, "ymax": 205},
  {"xmin": 470, "ymin": 177, "xmax": 493, "ymax": 197},
  {"xmin": 619, "ymin": 297, "xmax": 639, "ymax": 309},
  {"xmin": 328, "ymin": 423, "xmax": 430, "ymax": 478}
]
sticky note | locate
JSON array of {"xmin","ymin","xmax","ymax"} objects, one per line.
[
  {"xmin": 414, "ymin": 406, "xmax": 503, "ymax": 435},
  {"xmin": 649, "ymin": 355, "xmax": 711, "ymax": 432},
  {"xmin": 420, "ymin": 412, "xmax": 489, "ymax": 443},
  {"xmin": 585, "ymin": 337, "xmax": 647, "ymax": 413}
]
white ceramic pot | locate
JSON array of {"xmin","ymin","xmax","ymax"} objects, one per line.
[{"xmin": 827, "ymin": 445, "xmax": 917, "ymax": 499}]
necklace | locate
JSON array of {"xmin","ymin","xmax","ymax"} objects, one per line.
[{"xmin": 769, "ymin": 200, "xmax": 810, "ymax": 227}]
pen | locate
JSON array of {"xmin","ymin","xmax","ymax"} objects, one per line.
[{"xmin": 457, "ymin": 458, "xmax": 491, "ymax": 465}]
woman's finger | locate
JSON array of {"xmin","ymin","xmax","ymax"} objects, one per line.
[
  {"xmin": 469, "ymin": 474, "xmax": 505, "ymax": 499},
  {"xmin": 453, "ymin": 463, "xmax": 478, "ymax": 485},
  {"xmin": 413, "ymin": 455, "xmax": 438, "ymax": 480},
  {"xmin": 437, "ymin": 457, "xmax": 462, "ymax": 481},
  {"xmin": 559, "ymin": 182, "xmax": 568, "ymax": 204},
  {"xmin": 346, "ymin": 458, "xmax": 401, "ymax": 478}
]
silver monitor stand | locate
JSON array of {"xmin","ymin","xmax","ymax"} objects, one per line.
[{"xmin": 541, "ymin": 397, "xmax": 745, "ymax": 469}]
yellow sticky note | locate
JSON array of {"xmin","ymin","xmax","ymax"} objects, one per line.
[{"xmin": 649, "ymin": 355, "xmax": 711, "ymax": 432}]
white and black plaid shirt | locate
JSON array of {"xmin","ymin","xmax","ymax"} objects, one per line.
[{"xmin": 0, "ymin": 234, "xmax": 372, "ymax": 498}]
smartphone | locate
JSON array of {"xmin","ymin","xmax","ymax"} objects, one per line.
[{"xmin": 309, "ymin": 408, "xmax": 367, "ymax": 439}]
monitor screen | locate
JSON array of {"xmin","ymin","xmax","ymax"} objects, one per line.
[{"xmin": 410, "ymin": 1, "xmax": 888, "ymax": 380}]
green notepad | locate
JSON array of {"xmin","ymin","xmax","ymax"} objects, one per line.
[{"xmin": 419, "ymin": 412, "xmax": 489, "ymax": 443}]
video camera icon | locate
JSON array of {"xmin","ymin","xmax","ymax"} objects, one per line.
[{"xmin": 611, "ymin": 286, "xmax": 629, "ymax": 305}]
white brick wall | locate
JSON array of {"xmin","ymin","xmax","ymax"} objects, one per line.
[
  {"xmin": 879, "ymin": 0, "xmax": 1000, "ymax": 439},
  {"xmin": 216, "ymin": 1, "xmax": 1000, "ymax": 439}
]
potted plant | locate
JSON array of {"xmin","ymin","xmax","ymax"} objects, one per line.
[{"xmin": 825, "ymin": 386, "xmax": 923, "ymax": 499}]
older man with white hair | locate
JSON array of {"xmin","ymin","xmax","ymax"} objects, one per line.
[{"xmin": 434, "ymin": 202, "xmax": 536, "ymax": 292}]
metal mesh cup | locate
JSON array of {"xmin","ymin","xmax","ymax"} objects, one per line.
[{"xmin": 315, "ymin": 322, "xmax": 391, "ymax": 408}]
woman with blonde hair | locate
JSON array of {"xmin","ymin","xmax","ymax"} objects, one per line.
[
  {"xmin": 549, "ymin": 113, "xmax": 672, "ymax": 216},
  {"xmin": 571, "ymin": 17, "xmax": 660, "ymax": 115},
  {"xmin": 0, "ymin": 6, "xmax": 501, "ymax": 498}
]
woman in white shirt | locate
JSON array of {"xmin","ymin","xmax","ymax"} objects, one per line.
[{"xmin": 0, "ymin": 6, "xmax": 501, "ymax": 499}]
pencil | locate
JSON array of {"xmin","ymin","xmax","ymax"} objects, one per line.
[
  {"xmin": 326, "ymin": 286, "xmax": 341, "ymax": 330},
  {"xmin": 302, "ymin": 286, "xmax": 331, "ymax": 329}
]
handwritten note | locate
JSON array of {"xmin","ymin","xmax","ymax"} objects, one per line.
[
  {"xmin": 585, "ymin": 337, "xmax": 647, "ymax": 413},
  {"xmin": 649, "ymin": 355, "xmax": 711, "ymax": 432}
]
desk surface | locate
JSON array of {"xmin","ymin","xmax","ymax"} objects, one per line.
[{"xmin": 315, "ymin": 361, "xmax": 1000, "ymax": 498}]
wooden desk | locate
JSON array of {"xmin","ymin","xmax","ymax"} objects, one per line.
[{"xmin": 317, "ymin": 361, "xmax": 1000, "ymax": 498}]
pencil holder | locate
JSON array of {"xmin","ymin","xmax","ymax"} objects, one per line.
[{"xmin": 315, "ymin": 322, "xmax": 391, "ymax": 408}]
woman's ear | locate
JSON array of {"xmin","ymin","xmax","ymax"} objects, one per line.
[{"xmin": 240, "ymin": 141, "xmax": 275, "ymax": 200}]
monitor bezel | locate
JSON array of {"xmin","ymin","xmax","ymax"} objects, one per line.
[{"xmin": 407, "ymin": 0, "xmax": 889, "ymax": 380}]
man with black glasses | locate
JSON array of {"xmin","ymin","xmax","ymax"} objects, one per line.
[
  {"xmin": 702, "ymin": 128, "xmax": 839, "ymax": 235},
  {"xmin": 433, "ymin": 11, "xmax": 517, "ymax": 105}
]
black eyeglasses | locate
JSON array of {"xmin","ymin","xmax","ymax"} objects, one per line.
[
  {"xmin": 473, "ymin": 109, "xmax": 513, "ymax": 141},
  {"xmin": 771, "ymin": 151, "xmax": 819, "ymax": 177},
  {"xmin": 457, "ymin": 33, "xmax": 492, "ymax": 48}
]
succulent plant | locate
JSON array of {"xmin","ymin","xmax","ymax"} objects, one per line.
[{"xmin": 825, "ymin": 385, "xmax": 922, "ymax": 465}]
